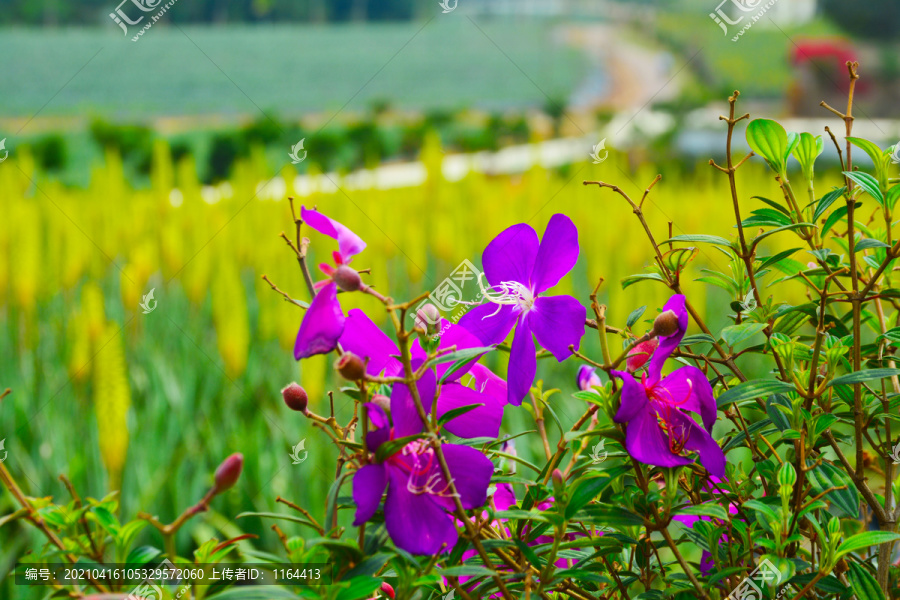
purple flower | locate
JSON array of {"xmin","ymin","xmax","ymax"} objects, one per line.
[
  {"xmin": 577, "ymin": 365, "xmax": 602, "ymax": 391},
  {"xmin": 612, "ymin": 295, "xmax": 724, "ymax": 477},
  {"xmin": 458, "ymin": 214, "xmax": 587, "ymax": 405},
  {"xmin": 339, "ymin": 309, "xmax": 507, "ymax": 439},
  {"xmin": 294, "ymin": 207, "xmax": 365, "ymax": 360},
  {"xmin": 671, "ymin": 476, "xmax": 737, "ymax": 576},
  {"xmin": 352, "ymin": 398, "xmax": 493, "ymax": 555}
]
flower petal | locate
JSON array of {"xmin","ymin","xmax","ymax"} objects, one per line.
[
  {"xmin": 659, "ymin": 365, "xmax": 717, "ymax": 431},
  {"xmin": 668, "ymin": 410, "xmax": 726, "ymax": 477},
  {"xmin": 384, "ymin": 468, "xmax": 458, "ymax": 555},
  {"xmin": 437, "ymin": 383, "xmax": 504, "ymax": 439},
  {"xmin": 436, "ymin": 443, "xmax": 494, "ymax": 510},
  {"xmin": 527, "ymin": 294, "xmax": 587, "ymax": 361},
  {"xmin": 507, "ymin": 320, "xmax": 537, "ymax": 406},
  {"xmin": 530, "ymin": 214, "xmax": 579, "ymax": 293},
  {"xmin": 301, "ymin": 206, "xmax": 366, "ymax": 262},
  {"xmin": 352, "ymin": 464, "xmax": 387, "ymax": 526},
  {"xmin": 612, "ymin": 371, "xmax": 650, "ymax": 424},
  {"xmin": 365, "ymin": 403, "xmax": 390, "ymax": 451},
  {"xmin": 414, "ymin": 320, "xmax": 484, "ymax": 382},
  {"xmin": 577, "ymin": 365, "xmax": 602, "ymax": 391},
  {"xmin": 391, "ymin": 368, "xmax": 436, "ymax": 438},
  {"xmin": 340, "ymin": 309, "xmax": 402, "ymax": 377},
  {"xmin": 623, "ymin": 405, "xmax": 693, "ymax": 469},
  {"xmin": 467, "ymin": 363, "xmax": 508, "ymax": 406},
  {"xmin": 482, "ymin": 223, "xmax": 539, "ymax": 287},
  {"xmin": 648, "ymin": 294, "xmax": 689, "ymax": 384},
  {"xmin": 294, "ymin": 282, "xmax": 344, "ymax": 359},
  {"xmin": 458, "ymin": 302, "xmax": 517, "ymax": 346},
  {"xmin": 493, "ymin": 483, "xmax": 517, "ymax": 511}
]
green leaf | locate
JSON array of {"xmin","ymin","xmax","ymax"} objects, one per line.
[
  {"xmin": 125, "ymin": 545, "xmax": 162, "ymax": 566},
  {"xmin": 791, "ymin": 132, "xmax": 824, "ymax": 179},
  {"xmin": 812, "ymin": 187, "xmax": 846, "ymax": 222},
  {"xmin": 743, "ymin": 499, "xmax": 779, "ymax": 523},
  {"xmin": 621, "ymin": 272, "xmax": 666, "ymax": 289},
  {"xmin": 847, "ymin": 561, "xmax": 885, "ymax": 600},
  {"xmin": 757, "ymin": 248, "xmax": 802, "ymax": 271},
  {"xmin": 434, "ymin": 346, "xmax": 494, "ymax": 382},
  {"xmin": 855, "ymin": 238, "xmax": 890, "ymax": 252},
  {"xmin": 680, "ymin": 334, "xmax": 716, "ymax": 346},
  {"xmin": 236, "ymin": 512, "xmax": 319, "ymax": 529},
  {"xmin": 720, "ymin": 323, "xmax": 767, "ymax": 348},
  {"xmin": 438, "ymin": 565, "xmax": 496, "ymax": 577},
  {"xmin": 847, "ymin": 137, "xmax": 886, "ymax": 167},
  {"xmin": 836, "ymin": 531, "xmax": 900, "ymax": 559},
  {"xmin": 752, "ymin": 223, "xmax": 815, "ymax": 245},
  {"xmin": 806, "ymin": 462, "xmax": 859, "ymax": 518},
  {"xmin": 823, "ymin": 204, "xmax": 860, "ymax": 236},
  {"xmin": 828, "ymin": 368, "xmax": 900, "ymax": 387},
  {"xmin": 877, "ymin": 327, "xmax": 900, "ymax": 344},
  {"xmin": 374, "ymin": 434, "xmax": 427, "ymax": 463},
  {"xmin": 747, "ymin": 118, "xmax": 791, "ymax": 175},
  {"xmin": 212, "ymin": 589, "xmax": 302, "ymax": 600},
  {"xmin": 564, "ymin": 466, "xmax": 630, "ymax": 520},
  {"xmin": 437, "ymin": 403, "xmax": 484, "ymax": 426},
  {"xmin": 716, "ymin": 379, "xmax": 795, "ymax": 408},
  {"xmin": 844, "ymin": 171, "xmax": 885, "ymax": 205},
  {"xmin": 674, "ymin": 503, "xmax": 729, "ymax": 520},
  {"xmin": 661, "ymin": 234, "xmax": 733, "ymax": 249},
  {"xmin": 335, "ymin": 577, "xmax": 383, "ymax": 600},
  {"xmin": 626, "ymin": 305, "xmax": 647, "ymax": 328},
  {"xmin": 887, "ymin": 184, "xmax": 900, "ymax": 210},
  {"xmin": 752, "ymin": 196, "xmax": 791, "ymax": 215}
]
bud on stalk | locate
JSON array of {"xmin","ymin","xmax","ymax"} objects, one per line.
[
  {"xmin": 282, "ymin": 382, "xmax": 309, "ymax": 413},
  {"xmin": 651, "ymin": 310, "xmax": 680, "ymax": 337},
  {"xmin": 213, "ymin": 453, "xmax": 244, "ymax": 494},
  {"xmin": 336, "ymin": 352, "xmax": 366, "ymax": 381},
  {"xmin": 333, "ymin": 265, "xmax": 362, "ymax": 292}
]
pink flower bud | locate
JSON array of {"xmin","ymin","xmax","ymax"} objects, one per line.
[
  {"xmin": 415, "ymin": 303, "xmax": 442, "ymax": 335},
  {"xmin": 336, "ymin": 352, "xmax": 366, "ymax": 381},
  {"xmin": 379, "ymin": 582, "xmax": 396, "ymax": 599},
  {"xmin": 551, "ymin": 468, "xmax": 566, "ymax": 496},
  {"xmin": 371, "ymin": 394, "xmax": 391, "ymax": 412},
  {"xmin": 281, "ymin": 382, "xmax": 309, "ymax": 413},
  {"xmin": 213, "ymin": 453, "xmax": 244, "ymax": 494},
  {"xmin": 333, "ymin": 265, "xmax": 362, "ymax": 292},
  {"xmin": 652, "ymin": 310, "xmax": 680, "ymax": 337},
  {"xmin": 626, "ymin": 338, "xmax": 659, "ymax": 372}
]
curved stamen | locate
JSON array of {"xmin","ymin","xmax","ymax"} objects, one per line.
[{"xmin": 399, "ymin": 441, "xmax": 460, "ymax": 499}]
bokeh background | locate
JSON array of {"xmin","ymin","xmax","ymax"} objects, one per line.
[{"xmin": 2, "ymin": 0, "xmax": 900, "ymax": 594}]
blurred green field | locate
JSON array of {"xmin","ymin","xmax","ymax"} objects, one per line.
[{"xmin": 0, "ymin": 21, "xmax": 588, "ymax": 119}]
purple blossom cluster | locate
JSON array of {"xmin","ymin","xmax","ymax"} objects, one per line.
[{"xmin": 292, "ymin": 208, "xmax": 725, "ymax": 556}]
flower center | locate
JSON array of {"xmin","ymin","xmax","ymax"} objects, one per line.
[
  {"xmin": 482, "ymin": 279, "xmax": 536, "ymax": 314},
  {"xmin": 390, "ymin": 440, "xmax": 458, "ymax": 499}
]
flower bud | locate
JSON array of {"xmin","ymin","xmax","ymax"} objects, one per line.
[
  {"xmin": 336, "ymin": 352, "xmax": 366, "ymax": 381},
  {"xmin": 776, "ymin": 462, "xmax": 797, "ymax": 488},
  {"xmin": 626, "ymin": 338, "xmax": 659, "ymax": 372},
  {"xmin": 826, "ymin": 515, "xmax": 841, "ymax": 537},
  {"xmin": 371, "ymin": 394, "xmax": 390, "ymax": 412},
  {"xmin": 576, "ymin": 365, "xmax": 602, "ymax": 391},
  {"xmin": 379, "ymin": 582, "xmax": 396, "ymax": 599},
  {"xmin": 551, "ymin": 468, "xmax": 566, "ymax": 496},
  {"xmin": 651, "ymin": 310, "xmax": 681, "ymax": 338},
  {"xmin": 415, "ymin": 303, "xmax": 442, "ymax": 335},
  {"xmin": 281, "ymin": 382, "xmax": 309, "ymax": 413},
  {"xmin": 333, "ymin": 265, "xmax": 362, "ymax": 292},
  {"xmin": 213, "ymin": 453, "xmax": 244, "ymax": 494}
]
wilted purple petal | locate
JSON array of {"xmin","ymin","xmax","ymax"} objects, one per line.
[
  {"xmin": 384, "ymin": 469, "xmax": 458, "ymax": 555},
  {"xmin": 481, "ymin": 223, "xmax": 539, "ymax": 286},
  {"xmin": 527, "ymin": 294, "xmax": 587, "ymax": 361},
  {"xmin": 458, "ymin": 302, "xmax": 517, "ymax": 346},
  {"xmin": 648, "ymin": 294, "xmax": 689, "ymax": 383},
  {"xmin": 659, "ymin": 365, "xmax": 717, "ymax": 431},
  {"xmin": 612, "ymin": 371, "xmax": 649, "ymax": 424},
  {"xmin": 340, "ymin": 309, "xmax": 402, "ymax": 377},
  {"xmin": 352, "ymin": 464, "xmax": 387, "ymax": 526},
  {"xmin": 530, "ymin": 214, "xmax": 580, "ymax": 293},
  {"xmin": 301, "ymin": 206, "xmax": 366, "ymax": 262},
  {"xmin": 391, "ymin": 368, "xmax": 437, "ymax": 438},
  {"xmin": 437, "ymin": 383, "xmax": 504, "ymax": 439},
  {"xmin": 624, "ymin": 407, "xmax": 693, "ymax": 469},
  {"xmin": 507, "ymin": 320, "xmax": 537, "ymax": 406},
  {"xmin": 294, "ymin": 282, "xmax": 344, "ymax": 359}
]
